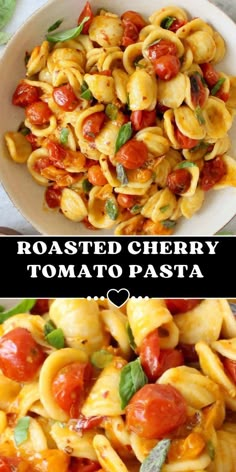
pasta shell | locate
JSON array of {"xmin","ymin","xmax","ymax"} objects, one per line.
[
  {"xmin": 84, "ymin": 74, "xmax": 116, "ymax": 103},
  {"xmin": 89, "ymin": 16, "xmax": 124, "ymax": 47},
  {"xmin": 26, "ymin": 41, "xmax": 50, "ymax": 77},
  {"xmin": 186, "ymin": 31, "xmax": 216, "ymax": 64},
  {"xmin": 143, "ymin": 27, "xmax": 185, "ymax": 58},
  {"xmin": 60, "ymin": 188, "xmax": 88, "ymax": 222},
  {"xmin": 158, "ymin": 73, "xmax": 187, "ymax": 109},
  {"xmin": 211, "ymin": 338, "xmax": 236, "ymax": 361},
  {"xmin": 203, "ymin": 97, "xmax": 233, "ymax": 140},
  {"xmin": 179, "ymin": 187, "xmax": 205, "ymax": 218},
  {"xmin": 141, "ymin": 188, "xmax": 177, "ymax": 222},
  {"xmin": 174, "ymin": 106, "xmax": 206, "ymax": 140},
  {"xmin": 127, "ymin": 70, "xmax": 157, "ymax": 111},
  {"xmin": 135, "ymin": 127, "xmax": 170, "ymax": 157},
  {"xmin": 213, "ymin": 154, "xmax": 236, "ymax": 188},
  {"xmin": 114, "ymin": 215, "xmax": 145, "ymax": 235},
  {"xmin": 149, "ymin": 7, "xmax": 188, "ymax": 26},
  {"xmin": 95, "ymin": 121, "xmax": 120, "ymax": 157},
  {"xmin": 27, "ymin": 148, "xmax": 50, "ymax": 186},
  {"xmin": 93, "ymin": 435, "xmax": 129, "ymax": 472},
  {"xmin": 51, "ymin": 423, "xmax": 98, "ymax": 460},
  {"xmin": 88, "ymin": 185, "xmax": 118, "ymax": 229},
  {"xmin": 112, "ymin": 69, "xmax": 129, "ymax": 104},
  {"xmin": 4, "ymin": 132, "xmax": 32, "ymax": 164}
]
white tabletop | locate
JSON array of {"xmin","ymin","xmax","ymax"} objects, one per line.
[{"xmin": 0, "ymin": 0, "xmax": 236, "ymax": 234}]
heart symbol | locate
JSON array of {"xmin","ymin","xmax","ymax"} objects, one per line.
[{"xmin": 107, "ymin": 289, "xmax": 130, "ymax": 308}]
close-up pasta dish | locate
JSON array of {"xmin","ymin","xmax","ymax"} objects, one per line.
[
  {"xmin": 4, "ymin": 2, "xmax": 236, "ymax": 235},
  {"xmin": 0, "ymin": 298, "xmax": 235, "ymax": 471}
]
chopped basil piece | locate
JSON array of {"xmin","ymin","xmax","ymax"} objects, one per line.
[
  {"xmin": 0, "ymin": 299, "xmax": 36, "ymax": 325},
  {"xmin": 126, "ymin": 323, "xmax": 137, "ymax": 351},
  {"xmin": 119, "ymin": 358, "xmax": 148, "ymax": 409},
  {"xmin": 160, "ymin": 204, "xmax": 170, "ymax": 213},
  {"xmin": 130, "ymin": 204, "xmax": 142, "ymax": 214},
  {"xmin": 177, "ymin": 161, "xmax": 196, "ymax": 169},
  {"xmin": 207, "ymin": 440, "xmax": 215, "ymax": 461},
  {"xmin": 46, "ymin": 16, "xmax": 89, "ymax": 42},
  {"xmin": 140, "ymin": 439, "xmax": 171, "ymax": 472},
  {"xmin": 80, "ymin": 81, "xmax": 93, "ymax": 100},
  {"xmin": 133, "ymin": 55, "xmax": 145, "ymax": 68},
  {"xmin": 0, "ymin": 0, "xmax": 16, "ymax": 30},
  {"xmin": 189, "ymin": 141, "xmax": 210, "ymax": 153},
  {"xmin": 0, "ymin": 31, "xmax": 11, "ymax": 45},
  {"xmin": 44, "ymin": 320, "xmax": 57, "ymax": 336},
  {"xmin": 47, "ymin": 18, "xmax": 63, "ymax": 32},
  {"xmin": 105, "ymin": 198, "xmax": 119, "ymax": 220},
  {"xmin": 14, "ymin": 416, "xmax": 30, "ymax": 446},
  {"xmin": 46, "ymin": 328, "xmax": 65, "ymax": 349},
  {"xmin": 116, "ymin": 163, "xmax": 128, "ymax": 185},
  {"xmin": 60, "ymin": 127, "xmax": 69, "ymax": 145},
  {"xmin": 91, "ymin": 350, "xmax": 114, "ymax": 368},
  {"xmin": 115, "ymin": 122, "xmax": 132, "ymax": 153},
  {"xmin": 105, "ymin": 103, "xmax": 118, "ymax": 121},
  {"xmin": 162, "ymin": 219, "xmax": 176, "ymax": 229},
  {"xmin": 211, "ymin": 77, "xmax": 226, "ymax": 96},
  {"xmin": 161, "ymin": 16, "xmax": 176, "ymax": 29},
  {"xmin": 18, "ymin": 123, "xmax": 30, "ymax": 136},
  {"xmin": 195, "ymin": 106, "xmax": 205, "ymax": 125},
  {"xmin": 82, "ymin": 179, "xmax": 93, "ymax": 193}
]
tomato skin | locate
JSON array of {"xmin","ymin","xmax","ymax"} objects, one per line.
[
  {"xmin": 0, "ymin": 456, "xmax": 22, "ymax": 472},
  {"xmin": 165, "ymin": 299, "xmax": 201, "ymax": 314},
  {"xmin": 130, "ymin": 110, "xmax": 156, "ymax": 131},
  {"xmin": 77, "ymin": 2, "xmax": 94, "ymax": 34},
  {"xmin": 148, "ymin": 39, "xmax": 177, "ymax": 61},
  {"xmin": 82, "ymin": 112, "xmax": 106, "ymax": 141},
  {"xmin": 121, "ymin": 19, "xmax": 139, "ymax": 47},
  {"xmin": 178, "ymin": 343, "xmax": 199, "ymax": 364},
  {"xmin": 169, "ymin": 19, "xmax": 187, "ymax": 32},
  {"xmin": 12, "ymin": 82, "xmax": 39, "ymax": 107},
  {"xmin": 121, "ymin": 11, "xmax": 147, "ymax": 31},
  {"xmin": 45, "ymin": 186, "xmax": 62, "ymax": 208},
  {"xmin": 87, "ymin": 165, "xmax": 107, "ymax": 186},
  {"xmin": 117, "ymin": 194, "xmax": 136, "ymax": 209},
  {"xmin": 30, "ymin": 299, "xmax": 49, "ymax": 315},
  {"xmin": 69, "ymin": 458, "xmax": 101, "ymax": 472},
  {"xmin": 25, "ymin": 100, "xmax": 52, "ymax": 125},
  {"xmin": 222, "ymin": 358, "xmax": 236, "ymax": 383},
  {"xmin": 216, "ymin": 90, "xmax": 229, "ymax": 102},
  {"xmin": 73, "ymin": 414, "xmax": 103, "ymax": 431},
  {"xmin": 200, "ymin": 155, "xmax": 227, "ymax": 191},
  {"xmin": 139, "ymin": 330, "xmax": 160, "ymax": 381},
  {"xmin": 167, "ymin": 168, "xmax": 192, "ymax": 195},
  {"xmin": 116, "ymin": 139, "xmax": 148, "ymax": 170},
  {"xmin": 0, "ymin": 327, "xmax": 45, "ymax": 382},
  {"xmin": 25, "ymin": 132, "xmax": 38, "ymax": 150},
  {"xmin": 126, "ymin": 384, "xmax": 188, "ymax": 439},
  {"xmin": 200, "ymin": 63, "xmax": 219, "ymax": 88},
  {"xmin": 52, "ymin": 362, "xmax": 93, "ymax": 418},
  {"xmin": 154, "ymin": 349, "xmax": 184, "ymax": 378},
  {"xmin": 175, "ymin": 128, "xmax": 199, "ymax": 149},
  {"xmin": 153, "ymin": 54, "xmax": 180, "ymax": 81},
  {"xmin": 53, "ymin": 84, "xmax": 79, "ymax": 111},
  {"xmin": 190, "ymin": 73, "xmax": 208, "ymax": 108},
  {"xmin": 46, "ymin": 140, "xmax": 66, "ymax": 169}
]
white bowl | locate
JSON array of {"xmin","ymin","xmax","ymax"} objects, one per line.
[{"xmin": 0, "ymin": 0, "xmax": 236, "ymax": 235}]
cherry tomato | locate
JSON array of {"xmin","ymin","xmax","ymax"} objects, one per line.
[
  {"xmin": 153, "ymin": 54, "xmax": 180, "ymax": 81},
  {"xmin": 148, "ymin": 40, "xmax": 177, "ymax": 61},
  {"xmin": 0, "ymin": 456, "xmax": 28, "ymax": 472},
  {"xmin": 222, "ymin": 358, "xmax": 236, "ymax": 383},
  {"xmin": 153, "ymin": 349, "xmax": 184, "ymax": 378},
  {"xmin": 69, "ymin": 458, "xmax": 101, "ymax": 472},
  {"xmin": 82, "ymin": 112, "xmax": 106, "ymax": 141},
  {"xmin": 87, "ymin": 165, "xmax": 107, "ymax": 186},
  {"xmin": 117, "ymin": 194, "xmax": 136, "ymax": 209},
  {"xmin": 175, "ymin": 128, "xmax": 199, "ymax": 149},
  {"xmin": 121, "ymin": 11, "xmax": 147, "ymax": 31},
  {"xmin": 46, "ymin": 140, "xmax": 66, "ymax": 168},
  {"xmin": 126, "ymin": 384, "xmax": 188, "ymax": 439},
  {"xmin": 25, "ymin": 132, "xmax": 38, "ymax": 150},
  {"xmin": 53, "ymin": 84, "xmax": 79, "ymax": 111},
  {"xmin": 178, "ymin": 343, "xmax": 199, "ymax": 363},
  {"xmin": 167, "ymin": 168, "xmax": 192, "ymax": 194},
  {"xmin": 0, "ymin": 327, "xmax": 45, "ymax": 382},
  {"xmin": 200, "ymin": 155, "xmax": 226, "ymax": 191},
  {"xmin": 130, "ymin": 110, "xmax": 156, "ymax": 131},
  {"xmin": 30, "ymin": 299, "xmax": 49, "ymax": 315},
  {"xmin": 165, "ymin": 299, "xmax": 201, "ymax": 314},
  {"xmin": 33, "ymin": 157, "xmax": 52, "ymax": 173},
  {"xmin": 74, "ymin": 414, "xmax": 103, "ymax": 431},
  {"xmin": 216, "ymin": 90, "xmax": 229, "ymax": 102},
  {"xmin": 77, "ymin": 2, "xmax": 94, "ymax": 34},
  {"xmin": 12, "ymin": 82, "xmax": 39, "ymax": 107},
  {"xmin": 190, "ymin": 73, "xmax": 208, "ymax": 108},
  {"xmin": 116, "ymin": 139, "xmax": 148, "ymax": 170},
  {"xmin": 200, "ymin": 63, "xmax": 219, "ymax": 88},
  {"xmin": 121, "ymin": 19, "xmax": 139, "ymax": 47},
  {"xmin": 45, "ymin": 186, "xmax": 62, "ymax": 208},
  {"xmin": 25, "ymin": 100, "xmax": 52, "ymax": 125},
  {"xmin": 169, "ymin": 19, "xmax": 187, "ymax": 32},
  {"xmin": 139, "ymin": 330, "xmax": 160, "ymax": 381},
  {"xmin": 52, "ymin": 362, "xmax": 93, "ymax": 418}
]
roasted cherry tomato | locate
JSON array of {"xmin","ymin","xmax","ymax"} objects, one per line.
[
  {"xmin": 121, "ymin": 19, "xmax": 139, "ymax": 47},
  {"xmin": 130, "ymin": 110, "xmax": 156, "ymax": 131},
  {"xmin": 116, "ymin": 139, "xmax": 148, "ymax": 170},
  {"xmin": 139, "ymin": 330, "xmax": 160, "ymax": 381},
  {"xmin": 216, "ymin": 90, "xmax": 229, "ymax": 102},
  {"xmin": 12, "ymin": 81, "xmax": 39, "ymax": 107},
  {"xmin": 33, "ymin": 157, "xmax": 52, "ymax": 173},
  {"xmin": 167, "ymin": 168, "xmax": 192, "ymax": 195},
  {"xmin": 77, "ymin": 2, "xmax": 94, "ymax": 34},
  {"xmin": 45, "ymin": 186, "xmax": 62, "ymax": 208},
  {"xmin": 165, "ymin": 299, "xmax": 201, "ymax": 314},
  {"xmin": 175, "ymin": 128, "xmax": 199, "ymax": 149},
  {"xmin": 200, "ymin": 155, "xmax": 226, "ymax": 191},
  {"xmin": 25, "ymin": 100, "xmax": 52, "ymax": 125},
  {"xmin": 87, "ymin": 165, "xmax": 107, "ymax": 186},
  {"xmin": 153, "ymin": 349, "xmax": 184, "ymax": 378},
  {"xmin": 30, "ymin": 299, "xmax": 49, "ymax": 315},
  {"xmin": 153, "ymin": 54, "xmax": 180, "ymax": 81},
  {"xmin": 169, "ymin": 19, "xmax": 187, "ymax": 32},
  {"xmin": 53, "ymin": 84, "xmax": 79, "ymax": 111},
  {"xmin": 117, "ymin": 194, "xmax": 136, "ymax": 209},
  {"xmin": 52, "ymin": 362, "xmax": 93, "ymax": 418},
  {"xmin": 69, "ymin": 458, "xmax": 101, "ymax": 472},
  {"xmin": 0, "ymin": 456, "xmax": 29, "ymax": 472},
  {"xmin": 126, "ymin": 384, "xmax": 188, "ymax": 439},
  {"xmin": 74, "ymin": 414, "xmax": 103, "ymax": 431},
  {"xmin": 200, "ymin": 63, "xmax": 219, "ymax": 88},
  {"xmin": 82, "ymin": 112, "xmax": 106, "ymax": 141},
  {"xmin": 222, "ymin": 358, "xmax": 236, "ymax": 383},
  {"xmin": 190, "ymin": 72, "xmax": 208, "ymax": 108},
  {"xmin": 121, "ymin": 11, "xmax": 147, "ymax": 31},
  {"xmin": 147, "ymin": 39, "xmax": 177, "ymax": 61},
  {"xmin": 46, "ymin": 140, "xmax": 66, "ymax": 168},
  {"xmin": 0, "ymin": 327, "xmax": 45, "ymax": 382},
  {"xmin": 25, "ymin": 132, "xmax": 38, "ymax": 150}
]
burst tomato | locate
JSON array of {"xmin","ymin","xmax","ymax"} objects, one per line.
[
  {"xmin": 200, "ymin": 63, "xmax": 219, "ymax": 88},
  {"xmin": 190, "ymin": 72, "xmax": 208, "ymax": 108},
  {"xmin": 12, "ymin": 82, "xmax": 39, "ymax": 107},
  {"xmin": 117, "ymin": 194, "xmax": 136, "ymax": 209},
  {"xmin": 167, "ymin": 168, "xmax": 192, "ymax": 195},
  {"xmin": 153, "ymin": 349, "xmax": 184, "ymax": 378},
  {"xmin": 169, "ymin": 19, "xmax": 187, "ymax": 32},
  {"xmin": 25, "ymin": 100, "xmax": 52, "ymax": 125},
  {"xmin": 77, "ymin": 2, "xmax": 94, "ymax": 34},
  {"xmin": 130, "ymin": 110, "xmax": 156, "ymax": 131},
  {"xmin": 121, "ymin": 11, "xmax": 147, "ymax": 31},
  {"xmin": 175, "ymin": 128, "xmax": 199, "ymax": 149},
  {"xmin": 87, "ymin": 165, "xmax": 107, "ymax": 186},
  {"xmin": 139, "ymin": 330, "xmax": 160, "ymax": 381},
  {"xmin": 82, "ymin": 112, "xmax": 106, "ymax": 141},
  {"xmin": 200, "ymin": 155, "xmax": 227, "ymax": 191},
  {"xmin": 116, "ymin": 139, "xmax": 148, "ymax": 169},
  {"xmin": 53, "ymin": 84, "xmax": 79, "ymax": 111},
  {"xmin": 147, "ymin": 39, "xmax": 177, "ymax": 61},
  {"xmin": 121, "ymin": 19, "xmax": 139, "ymax": 47},
  {"xmin": 46, "ymin": 140, "xmax": 67, "ymax": 168},
  {"xmin": 25, "ymin": 132, "xmax": 38, "ymax": 150},
  {"xmin": 165, "ymin": 299, "xmax": 201, "ymax": 314},
  {"xmin": 153, "ymin": 54, "xmax": 180, "ymax": 80},
  {"xmin": 45, "ymin": 186, "xmax": 62, "ymax": 208}
]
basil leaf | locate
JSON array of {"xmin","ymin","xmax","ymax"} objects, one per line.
[
  {"xmin": 195, "ymin": 106, "xmax": 205, "ymax": 125},
  {"xmin": 140, "ymin": 438, "xmax": 171, "ymax": 472},
  {"xmin": 105, "ymin": 198, "xmax": 119, "ymax": 220},
  {"xmin": 160, "ymin": 204, "xmax": 170, "ymax": 213},
  {"xmin": 0, "ymin": 0, "xmax": 16, "ymax": 30},
  {"xmin": 177, "ymin": 161, "xmax": 196, "ymax": 169},
  {"xmin": 60, "ymin": 127, "xmax": 69, "ymax": 145},
  {"xmin": 82, "ymin": 178, "xmax": 93, "ymax": 193},
  {"xmin": 18, "ymin": 122, "xmax": 30, "ymax": 136},
  {"xmin": 116, "ymin": 163, "xmax": 128, "ymax": 185},
  {"xmin": 115, "ymin": 122, "xmax": 132, "ymax": 153},
  {"xmin": 80, "ymin": 81, "xmax": 93, "ymax": 100},
  {"xmin": 161, "ymin": 219, "xmax": 176, "ymax": 229},
  {"xmin": 161, "ymin": 16, "xmax": 176, "ymax": 29},
  {"xmin": 207, "ymin": 440, "xmax": 215, "ymax": 461},
  {"xmin": 211, "ymin": 77, "xmax": 226, "ymax": 96},
  {"xmin": 44, "ymin": 320, "xmax": 57, "ymax": 336},
  {"xmin": 130, "ymin": 204, "xmax": 143, "ymax": 214},
  {"xmin": 119, "ymin": 358, "xmax": 148, "ymax": 409},
  {"xmin": 46, "ymin": 16, "xmax": 89, "ymax": 42},
  {"xmin": 91, "ymin": 350, "xmax": 113, "ymax": 368},
  {"xmin": 46, "ymin": 328, "xmax": 65, "ymax": 349},
  {"xmin": 105, "ymin": 103, "xmax": 118, "ymax": 121},
  {"xmin": 0, "ymin": 299, "xmax": 36, "ymax": 325},
  {"xmin": 14, "ymin": 416, "xmax": 30, "ymax": 446},
  {"xmin": 0, "ymin": 31, "xmax": 11, "ymax": 45},
  {"xmin": 126, "ymin": 324, "xmax": 137, "ymax": 351},
  {"xmin": 133, "ymin": 55, "xmax": 145, "ymax": 68},
  {"xmin": 47, "ymin": 18, "xmax": 63, "ymax": 32},
  {"xmin": 189, "ymin": 141, "xmax": 210, "ymax": 153}
]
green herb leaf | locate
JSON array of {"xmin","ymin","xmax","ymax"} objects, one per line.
[
  {"xmin": 47, "ymin": 18, "xmax": 63, "ymax": 32},
  {"xmin": 0, "ymin": 31, "xmax": 11, "ymax": 45},
  {"xmin": 133, "ymin": 55, "xmax": 145, "ymax": 68},
  {"xmin": 189, "ymin": 141, "xmax": 210, "ymax": 153},
  {"xmin": 91, "ymin": 350, "xmax": 114, "ymax": 368},
  {"xmin": 195, "ymin": 106, "xmax": 205, "ymax": 125},
  {"xmin": 211, "ymin": 77, "xmax": 226, "ymax": 96},
  {"xmin": 0, "ymin": 0, "xmax": 16, "ymax": 30},
  {"xmin": 160, "ymin": 204, "xmax": 170, "ymax": 213},
  {"xmin": 14, "ymin": 416, "xmax": 30, "ymax": 446},
  {"xmin": 18, "ymin": 122, "xmax": 30, "ymax": 136},
  {"xmin": 105, "ymin": 103, "xmax": 118, "ymax": 121},
  {"xmin": 177, "ymin": 161, "xmax": 196, "ymax": 169},
  {"xmin": 207, "ymin": 440, "xmax": 215, "ymax": 461},
  {"xmin": 60, "ymin": 127, "xmax": 69, "ymax": 145},
  {"xmin": 161, "ymin": 16, "xmax": 176, "ymax": 29},
  {"xmin": 105, "ymin": 198, "xmax": 119, "ymax": 220},
  {"xmin": 115, "ymin": 122, "xmax": 132, "ymax": 153},
  {"xmin": 0, "ymin": 305, "xmax": 5, "ymax": 313},
  {"xmin": 80, "ymin": 81, "xmax": 93, "ymax": 100},
  {"xmin": 161, "ymin": 219, "xmax": 176, "ymax": 229},
  {"xmin": 130, "ymin": 204, "xmax": 143, "ymax": 215},
  {"xmin": 126, "ymin": 324, "xmax": 137, "ymax": 351},
  {"xmin": 119, "ymin": 358, "xmax": 148, "ymax": 409},
  {"xmin": 82, "ymin": 178, "xmax": 93, "ymax": 193},
  {"xmin": 46, "ymin": 16, "xmax": 89, "ymax": 42},
  {"xmin": 116, "ymin": 163, "xmax": 128, "ymax": 185},
  {"xmin": 0, "ymin": 299, "xmax": 36, "ymax": 325},
  {"xmin": 46, "ymin": 328, "xmax": 65, "ymax": 349},
  {"xmin": 140, "ymin": 439, "xmax": 171, "ymax": 472},
  {"xmin": 44, "ymin": 320, "xmax": 57, "ymax": 337}
]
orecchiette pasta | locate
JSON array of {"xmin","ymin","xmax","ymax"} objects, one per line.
[{"xmin": 4, "ymin": 2, "xmax": 236, "ymax": 234}]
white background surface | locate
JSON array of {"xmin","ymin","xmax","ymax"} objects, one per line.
[{"xmin": 0, "ymin": 0, "xmax": 236, "ymax": 234}]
